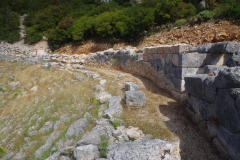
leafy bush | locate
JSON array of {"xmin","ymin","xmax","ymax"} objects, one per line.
[
  {"xmin": 94, "ymin": 11, "xmax": 129, "ymax": 38},
  {"xmin": 33, "ymin": 5, "xmax": 70, "ymax": 32},
  {"xmin": 25, "ymin": 26, "xmax": 42, "ymax": 44},
  {"xmin": 71, "ymin": 16, "xmax": 95, "ymax": 41},
  {"xmin": 0, "ymin": 11, "xmax": 20, "ymax": 43},
  {"xmin": 154, "ymin": 0, "xmax": 182, "ymax": 24},
  {"xmin": 196, "ymin": 10, "xmax": 214, "ymax": 22}
]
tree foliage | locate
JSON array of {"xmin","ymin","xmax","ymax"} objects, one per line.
[{"xmin": 0, "ymin": 0, "xmax": 239, "ymax": 46}]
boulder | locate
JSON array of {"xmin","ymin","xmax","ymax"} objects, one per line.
[
  {"xmin": 74, "ymin": 144, "xmax": 99, "ymax": 160},
  {"xmin": 77, "ymin": 119, "xmax": 114, "ymax": 146},
  {"xmin": 107, "ymin": 139, "xmax": 180, "ymax": 160},
  {"xmin": 65, "ymin": 118, "xmax": 88, "ymax": 138},
  {"xmin": 124, "ymin": 90, "xmax": 146, "ymax": 107}
]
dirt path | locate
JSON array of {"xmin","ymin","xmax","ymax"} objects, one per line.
[{"xmin": 93, "ymin": 67, "xmax": 222, "ymax": 160}]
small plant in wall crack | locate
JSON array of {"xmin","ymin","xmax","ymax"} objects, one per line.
[{"xmin": 99, "ymin": 135, "xmax": 109, "ymax": 158}]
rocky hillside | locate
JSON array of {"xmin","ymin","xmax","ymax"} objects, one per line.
[{"xmin": 54, "ymin": 20, "xmax": 240, "ymax": 54}]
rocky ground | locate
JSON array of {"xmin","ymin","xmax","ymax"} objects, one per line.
[
  {"xmin": 54, "ymin": 20, "xmax": 240, "ymax": 54},
  {"xmin": 0, "ymin": 62, "xmax": 222, "ymax": 160}
]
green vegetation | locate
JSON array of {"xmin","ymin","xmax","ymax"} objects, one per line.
[
  {"xmin": 0, "ymin": 0, "xmax": 239, "ymax": 46},
  {"xmin": 99, "ymin": 135, "xmax": 109, "ymax": 158},
  {"xmin": 0, "ymin": 146, "xmax": 6, "ymax": 158}
]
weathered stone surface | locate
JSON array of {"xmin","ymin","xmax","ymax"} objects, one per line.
[
  {"xmin": 187, "ymin": 95, "xmax": 215, "ymax": 121},
  {"xmin": 190, "ymin": 43, "xmax": 213, "ymax": 53},
  {"xmin": 77, "ymin": 118, "xmax": 114, "ymax": 146},
  {"xmin": 65, "ymin": 118, "xmax": 88, "ymax": 138},
  {"xmin": 74, "ymin": 144, "xmax": 99, "ymax": 160},
  {"xmin": 216, "ymin": 89, "xmax": 240, "ymax": 133},
  {"xmin": 126, "ymin": 126, "xmax": 144, "ymax": 140},
  {"xmin": 210, "ymin": 41, "xmax": 240, "ymax": 54},
  {"xmin": 104, "ymin": 96, "xmax": 123, "ymax": 119},
  {"xmin": 203, "ymin": 65, "xmax": 227, "ymax": 75},
  {"xmin": 181, "ymin": 52, "xmax": 207, "ymax": 68},
  {"xmin": 217, "ymin": 126, "xmax": 240, "ymax": 160},
  {"xmin": 213, "ymin": 138, "xmax": 230, "ymax": 160},
  {"xmin": 39, "ymin": 121, "xmax": 53, "ymax": 134},
  {"xmin": 45, "ymin": 151, "xmax": 60, "ymax": 160},
  {"xmin": 214, "ymin": 67, "xmax": 240, "ymax": 88},
  {"xmin": 185, "ymin": 74, "xmax": 208, "ymax": 97},
  {"xmin": 94, "ymin": 91, "xmax": 112, "ymax": 103},
  {"xmin": 125, "ymin": 82, "xmax": 139, "ymax": 91},
  {"xmin": 107, "ymin": 139, "xmax": 180, "ymax": 160},
  {"xmin": 124, "ymin": 90, "xmax": 146, "ymax": 107},
  {"xmin": 35, "ymin": 131, "xmax": 61, "ymax": 157}
]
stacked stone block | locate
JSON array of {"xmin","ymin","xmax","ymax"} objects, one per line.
[{"xmin": 185, "ymin": 67, "xmax": 240, "ymax": 160}]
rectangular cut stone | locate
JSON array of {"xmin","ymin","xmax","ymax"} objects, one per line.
[
  {"xmin": 206, "ymin": 53, "xmax": 226, "ymax": 65},
  {"xmin": 181, "ymin": 52, "xmax": 207, "ymax": 68},
  {"xmin": 174, "ymin": 44, "xmax": 192, "ymax": 54},
  {"xmin": 185, "ymin": 74, "xmax": 209, "ymax": 97}
]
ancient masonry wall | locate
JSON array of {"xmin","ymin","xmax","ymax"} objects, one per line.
[{"xmin": 1, "ymin": 41, "xmax": 240, "ymax": 159}]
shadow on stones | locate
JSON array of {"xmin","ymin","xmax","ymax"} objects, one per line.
[{"xmin": 159, "ymin": 102, "xmax": 223, "ymax": 160}]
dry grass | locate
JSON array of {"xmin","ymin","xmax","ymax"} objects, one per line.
[
  {"xmin": 0, "ymin": 62, "xmax": 179, "ymax": 159},
  {"xmin": 91, "ymin": 68, "xmax": 178, "ymax": 141},
  {"xmin": 0, "ymin": 62, "xmax": 98, "ymax": 159}
]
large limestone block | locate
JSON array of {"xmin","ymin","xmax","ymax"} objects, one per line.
[
  {"xmin": 216, "ymin": 89, "xmax": 240, "ymax": 133},
  {"xmin": 185, "ymin": 74, "xmax": 209, "ymax": 97},
  {"xmin": 217, "ymin": 126, "xmax": 240, "ymax": 160},
  {"xmin": 107, "ymin": 139, "xmax": 180, "ymax": 160},
  {"xmin": 190, "ymin": 43, "xmax": 213, "ymax": 53},
  {"xmin": 74, "ymin": 144, "xmax": 99, "ymax": 160},
  {"xmin": 214, "ymin": 67, "xmax": 240, "ymax": 88},
  {"xmin": 203, "ymin": 65, "xmax": 227, "ymax": 75},
  {"xmin": 171, "ymin": 52, "xmax": 207, "ymax": 67},
  {"xmin": 181, "ymin": 52, "xmax": 207, "ymax": 68},
  {"xmin": 187, "ymin": 95, "xmax": 216, "ymax": 120},
  {"xmin": 205, "ymin": 53, "xmax": 230, "ymax": 66},
  {"xmin": 104, "ymin": 96, "xmax": 123, "ymax": 119},
  {"xmin": 124, "ymin": 90, "xmax": 146, "ymax": 107},
  {"xmin": 210, "ymin": 41, "xmax": 240, "ymax": 54},
  {"xmin": 65, "ymin": 118, "xmax": 88, "ymax": 138}
]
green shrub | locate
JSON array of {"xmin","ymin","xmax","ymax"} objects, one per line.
[
  {"xmin": 0, "ymin": 11, "xmax": 20, "ymax": 43},
  {"xmin": 0, "ymin": 146, "xmax": 6, "ymax": 158},
  {"xmin": 71, "ymin": 16, "xmax": 95, "ymax": 41},
  {"xmin": 196, "ymin": 10, "xmax": 214, "ymax": 22},
  {"xmin": 25, "ymin": 26, "xmax": 43, "ymax": 44},
  {"xmin": 174, "ymin": 19, "xmax": 187, "ymax": 28}
]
